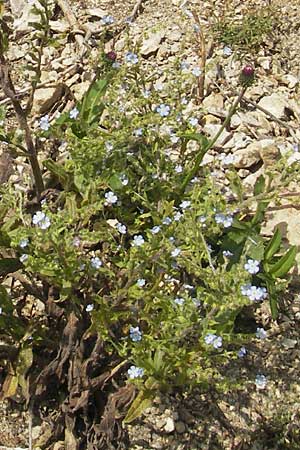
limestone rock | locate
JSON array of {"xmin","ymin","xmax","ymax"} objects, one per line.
[
  {"xmin": 258, "ymin": 93, "xmax": 288, "ymax": 119},
  {"xmin": 203, "ymin": 124, "xmax": 230, "ymax": 146},
  {"xmin": 164, "ymin": 417, "xmax": 175, "ymax": 433},
  {"xmin": 141, "ymin": 31, "xmax": 165, "ymax": 56},
  {"xmin": 233, "ymin": 141, "xmax": 262, "ymax": 168}
]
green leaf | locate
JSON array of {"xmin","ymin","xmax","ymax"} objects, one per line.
[
  {"xmin": 269, "ymin": 246, "xmax": 297, "ymax": 278},
  {"xmin": 251, "ymin": 199, "xmax": 270, "ymax": 227},
  {"xmin": 253, "ymin": 174, "xmax": 265, "ymax": 196},
  {"xmin": 0, "ymin": 258, "xmax": 22, "ymax": 276},
  {"xmin": 123, "ymin": 390, "xmax": 154, "ymax": 424},
  {"xmin": 246, "ymin": 234, "xmax": 265, "ymax": 260},
  {"xmin": 108, "ymin": 174, "xmax": 123, "ymax": 191},
  {"xmin": 264, "ymin": 228, "xmax": 282, "ymax": 261},
  {"xmin": 80, "ymin": 78, "xmax": 108, "ymax": 126}
]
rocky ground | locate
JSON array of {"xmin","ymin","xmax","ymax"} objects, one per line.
[{"xmin": 1, "ymin": 0, "xmax": 300, "ymax": 448}]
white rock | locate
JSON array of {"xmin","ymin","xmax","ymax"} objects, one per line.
[
  {"xmin": 233, "ymin": 141, "xmax": 262, "ymax": 168},
  {"xmin": 32, "ymin": 87, "xmax": 58, "ymax": 114},
  {"xmin": 257, "ymin": 57, "xmax": 271, "ymax": 70},
  {"xmin": 86, "ymin": 8, "xmax": 108, "ymax": 18},
  {"xmin": 166, "ymin": 28, "xmax": 182, "ymax": 42},
  {"xmin": 202, "ymin": 93, "xmax": 224, "ymax": 114},
  {"xmin": 141, "ymin": 31, "xmax": 165, "ymax": 56},
  {"xmin": 258, "ymin": 93, "xmax": 287, "ymax": 119},
  {"xmin": 164, "ymin": 416, "xmax": 175, "ymax": 433},
  {"xmin": 280, "ymin": 74, "xmax": 298, "ymax": 89},
  {"xmin": 224, "ymin": 132, "xmax": 252, "ymax": 150},
  {"xmin": 49, "ymin": 20, "xmax": 70, "ymax": 33},
  {"xmin": 263, "ymin": 206, "xmax": 300, "ymax": 247}
]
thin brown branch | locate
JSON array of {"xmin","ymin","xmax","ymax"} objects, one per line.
[
  {"xmin": 192, "ymin": 10, "xmax": 206, "ymax": 101},
  {"xmin": 0, "ymin": 55, "xmax": 44, "ymax": 198}
]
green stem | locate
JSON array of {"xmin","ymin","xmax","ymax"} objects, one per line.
[{"xmin": 180, "ymin": 86, "xmax": 248, "ymax": 195}]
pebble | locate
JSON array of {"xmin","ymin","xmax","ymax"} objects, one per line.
[
  {"xmin": 175, "ymin": 421, "xmax": 186, "ymax": 433},
  {"xmin": 164, "ymin": 417, "xmax": 175, "ymax": 433}
]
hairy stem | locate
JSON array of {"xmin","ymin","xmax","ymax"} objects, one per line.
[{"xmin": 180, "ymin": 86, "xmax": 247, "ymax": 195}]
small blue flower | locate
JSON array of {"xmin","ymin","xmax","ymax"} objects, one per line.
[
  {"xmin": 180, "ymin": 60, "xmax": 190, "ymax": 70},
  {"xmin": 223, "ymin": 46, "xmax": 233, "ymax": 56},
  {"xmin": 171, "ymin": 248, "xmax": 181, "ymax": 258},
  {"xmin": 69, "ymin": 107, "xmax": 79, "ymax": 119},
  {"xmin": 175, "ymin": 164, "xmax": 183, "ymax": 173},
  {"xmin": 189, "ymin": 117, "xmax": 198, "ymax": 127},
  {"xmin": 156, "ymin": 104, "xmax": 170, "ymax": 117},
  {"xmin": 150, "ymin": 226, "xmax": 161, "ymax": 234},
  {"xmin": 86, "ymin": 304, "xmax": 94, "ymax": 312},
  {"xmin": 192, "ymin": 66, "xmax": 201, "ymax": 76},
  {"xmin": 256, "ymin": 327, "xmax": 267, "ymax": 339},
  {"xmin": 19, "ymin": 238, "xmax": 29, "ymax": 248},
  {"xmin": 179, "ymin": 200, "xmax": 191, "ymax": 210},
  {"xmin": 223, "ymin": 250, "xmax": 233, "ymax": 258},
  {"xmin": 129, "ymin": 326, "xmax": 142, "ymax": 342},
  {"xmin": 174, "ymin": 297, "xmax": 185, "ymax": 306},
  {"xmin": 39, "ymin": 115, "xmax": 50, "ymax": 131},
  {"xmin": 255, "ymin": 374, "xmax": 267, "ymax": 389},
  {"xmin": 132, "ymin": 235, "xmax": 145, "ymax": 247},
  {"xmin": 137, "ymin": 278, "xmax": 146, "ymax": 287},
  {"xmin": 32, "ymin": 211, "xmax": 51, "ymax": 230},
  {"xmin": 116, "ymin": 222, "xmax": 127, "ymax": 234},
  {"xmin": 125, "ymin": 52, "xmax": 139, "ymax": 65},
  {"xmin": 173, "ymin": 211, "xmax": 182, "ymax": 221},
  {"xmin": 237, "ymin": 346, "xmax": 247, "ymax": 358},
  {"xmin": 244, "ymin": 259, "xmax": 260, "ymax": 274},
  {"xmin": 162, "ymin": 217, "xmax": 172, "ymax": 225},
  {"xmin": 205, "ymin": 333, "xmax": 222, "ymax": 349},
  {"xmin": 241, "ymin": 284, "xmax": 267, "ymax": 302},
  {"xmin": 215, "ymin": 213, "xmax": 233, "ymax": 228},
  {"xmin": 101, "ymin": 15, "xmax": 115, "ymax": 25},
  {"xmin": 105, "ymin": 191, "xmax": 118, "ymax": 205},
  {"xmin": 128, "ymin": 365, "xmax": 144, "ymax": 379},
  {"xmin": 90, "ymin": 256, "xmax": 102, "ymax": 269}
]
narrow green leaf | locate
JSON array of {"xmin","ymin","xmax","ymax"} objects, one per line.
[
  {"xmin": 253, "ymin": 174, "xmax": 265, "ymax": 196},
  {"xmin": 269, "ymin": 246, "xmax": 297, "ymax": 278},
  {"xmin": 123, "ymin": 390, "xmax": 154, "ymax": 424},
  {"xmin": 264, "ymin": 228, "xmax": 282, "ymax": 261}
]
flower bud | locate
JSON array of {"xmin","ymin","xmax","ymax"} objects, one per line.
[
  {"xmin": 239, "ymin": 65, "xmax": 255, "ymax": 87},
  {"xmin": 106, "ymin": 51, "xmax": 117, "ymax": 61}
]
